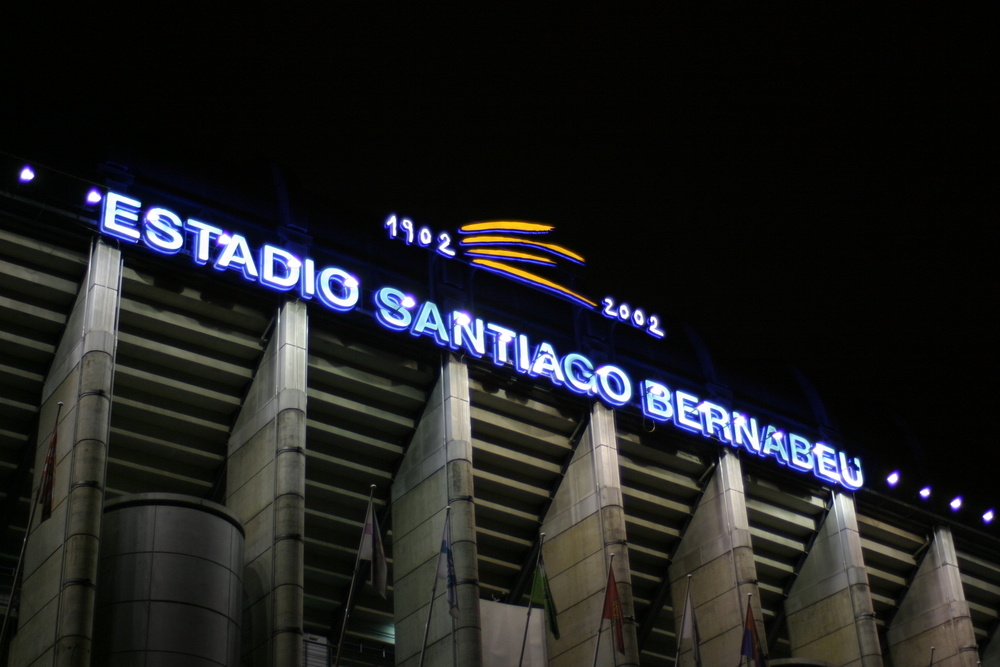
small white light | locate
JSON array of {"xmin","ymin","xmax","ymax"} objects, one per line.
[
  {"xmin": 287, "ymin": 258, "xmax": 301, "ymax": 270},
  {"xmin": 984, "ymin": 509, "xmax": 995, "ymax": 524},
  {"xmin": 19, "ymin": 166, "xmax": 35, "ymax": 182},
  {"xmin": 499, "ymin": 333, "xmax": 513, "ymax": 343},
  {"xmin": 454, "ymin": 311, "xmax": 471, "ymax": 327},
  {"xmin": 772, "ymin": 431, "xmax": 784, "ymax": 440},
  {"xmin": 343, "ymin": 276, "xmax": 359, "ymax": 289},
  {"xmin": 733, "ymin": 413, "xmax": 746, "ymax": 426},
  {"xmin": 85, "ymin": 188, "xmax": 103, "ymax": 204},
  {"xmin": 401, "ymin": 295, "xmax": 416, "ymax": 309},
  {"xmin": 886, "ymin": 471, "xmax": 900, "ymax": 487},
  {"xmin": 950, "ymin": 496, "xmax": 962, "ymax": 511},
  {"xmin": 919, "ymin": 486, "xmax": 931, "ymax": 499},
  {"xmin": 218, "ymin": 233, "xmax": 232, "ymax": 246}
]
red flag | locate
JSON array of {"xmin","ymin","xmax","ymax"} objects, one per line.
[
  {"xmin": 358, "ymin": 497, "xmax": 387, "ymax": 598},
  {"xmin": 740, "ymin": 598, "xmax": 767, "ymax": 666},
  {"xmin": 38, "ymin": 416, "xmax": 58, "ymax": 522},
  {"xmin": 601, "ymin": 563, "xmax": 625, "ymax": 654}
]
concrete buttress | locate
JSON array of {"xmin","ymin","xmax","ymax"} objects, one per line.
[
  {"xmin": 668, "ymin": 448, "xmax": 763, "ymax": 667},
  {"xmin": 784, "ymin": 492, "xmax": 883, "ymax": 667},
  {"xmin": 539, "ymin": 402, "xmax": 639, "ymax": 667},
  {"xmin": 226, "ymin": 299, "xmax": 308, "ymax": 667},
  {"xmin": 10, "ymin": 239, "xmax": 122, "ymax": 667},
  {"xmin": 392, "ymin": 355, "xmax": 481, "ymax": 667}
]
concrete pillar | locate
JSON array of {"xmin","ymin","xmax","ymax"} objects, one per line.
[
  {"xmin": 887, "ymin": 526, "xmax": 979, "ymax": 667},
  {"xmin": 10, "ymin": 239, "xmax": 122, "ymax": 667},
  {"xmin": 392, "ymin": 356, "xmax": 481, "ymax": 667},
  {"xmin": 225, "ymin": 300, "xmax": 308, "ymax": 667},
  {"xmin": 668, "ymin": 448, "xmax": 763, "ymax": 667},
  {"xmin": 785, "ymin": 492, "xmax": 883, "ymax": 667},
  {"xmin": 539, "ymin": 402, "xmax": 639, "ymax": 667}
]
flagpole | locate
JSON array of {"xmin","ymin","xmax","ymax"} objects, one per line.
[
  {"xmin": 592, "ymin": 553, "xmax": 615, "ymax": 667},
  {"xmin": 333, "ymin": 484, "xmax": 377, "ymax": 667},
  {"xmin": 928, "ymin": 646, "xmax": 935, "ymax": 667},
  {"xmin": 418, "ymin": 506, "xmax": 450, "ymax": 667},
  {"xmin": 737, "ymin": 593, "xmax": 748, "ymax": 667},
  {"xmin": 518, "ymin": 532, "xmax": 545, "ymax": 667},
  {"xmin": 0, "ymin": 402, "xmax": 61, "ymax": 652},
  {"xmin": 673, "ymin": 574, "xmax": 693, "ymax": 667}
]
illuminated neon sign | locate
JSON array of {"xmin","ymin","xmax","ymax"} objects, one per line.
[{"xmin": 100, "ymin": 193, "xmax": 864, "ymax": 490}]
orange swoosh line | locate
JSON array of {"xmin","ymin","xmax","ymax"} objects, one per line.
[
  {"xmin": 460, "ymin": 235, "xmax": 585, "ymax": 263},
  {"xmin": 471, "ymin": 259, "xmax": 597, "ymax": 308},
  {"xmin": 460, "ymin": 221, "xmax": 554, "ymax": 234},
  {"xmin": 463, "ymin": 248, "xmax": 557, "ymax": 265}
]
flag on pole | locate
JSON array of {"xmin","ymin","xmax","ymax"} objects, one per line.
[
  {"xmin": 437, "ymin": 511, "xmax": 459, "ymax": 618},
  {"xmin": 601, "ymin": 563, "xmax": 625, "ymax": 654},
  {"xmin": 740, "ymin": 599, "xmax": 766, "ymax": 666},
  {"xmin": 358, "ymin": 497, "xmax": 387, "ymax": 598},
  {"xmin": 529, "ymin": 554, "xmax": 560, "ymax": 639},
  {"xmin": 38, "ymin": 416, "xmax": 58, "ymax": 522},
  {"xmin": 679, "ymin": 582, "xmax": 702, "ymax": 666}
]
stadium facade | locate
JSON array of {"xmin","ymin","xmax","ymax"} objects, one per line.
[{"xmin": 0, "ymin": 151, "xmax": 997, "ymax": 667}]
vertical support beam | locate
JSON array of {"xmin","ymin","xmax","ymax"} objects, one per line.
[
  {"xmin": 226, "ymin": 300, "xmax": 308, "ymax": 667},
  {"xmin": 785, "ymin": 492, "xmax": 883, "ymax": 667},
  {"xmin": 668, "ymin": 448, "xmax": 762, "ymax": 667},
  {"xmin": 887, "ymin": 526, "xmax": 979, "ymax": 667},
  {"xmin": 539, "ymin": 402, "xmax": 638, "ymax": 667},
  {"xmin": 10, "ymin": 239, "xmax": 121, "ymax": 667},
  {"xmin": 392, "ymin": 355, "xmax": 481, "ymax": 667}
]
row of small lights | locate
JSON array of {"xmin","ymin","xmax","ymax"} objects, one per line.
[
  {"xmin": 13, "ymin": 163, "xmax": 1000, "ymax": 527},
  {"xmin": 18, "ymin": 164, "xmax": 104, "ymax": 204},
  {"xmin": 885, "ymin": 470, "xmax": 995, "ymax": 525}
]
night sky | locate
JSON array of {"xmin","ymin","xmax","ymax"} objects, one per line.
[{"xmin": 6, "ymin": 8, "xmax": 995, "ymax": 516}]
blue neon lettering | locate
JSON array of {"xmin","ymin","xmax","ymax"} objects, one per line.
[
  {"xmin": 674, "ymin": 391, "xmax": 701, "ymax": 432},
  {"xmin": 485, "ymin": 323, "xmax": 516, "ymax": 366},
  {"xmin": 788, "ymin": 434, "xmax": 814, "ymax": 472},
  {"xmin": 185, "ymin": 219, "xmax": 223, "ymax": 265},
  {"xmin": 451, "ymin": 314, "xmax": 486, "ymax": 357},
  {"xmin": 563, "ymin": 353, "xmax": 596, "ymax": 395},
  {"xmin": 641, "ymin": 380, "xmax": 673, "ymax": 422},
  {"xmin": 101, "ymin": 193, "xmax": 142, "ymax": 242},
  {"xmin": 839, "ymin": 453, "xmax": 863, "ymax": 489},
  {"xmin": 316, "ymin": 268, "xmax": 359, "ymax": 312},
  {"xmin": 143, "ymin": 207, "xmax": 184, "ymax": 253},
  {"xmin": 529, "ymin": 342, "xmax": 565, "ymax": 385},
  {"xmin": 260, "ymin": 245, "xmax": 300, "ymax": 290},
  {"xmin": 595, "ymin": 366, "xmax": 632, "ymax": 406},
  {"xmin": 374, "ymin": 287, "xmax": 412, "ymax": 330},
  {"xmin": 410, "ymin": 301, "xmax": 449, "ymax": 345},
  {"xmin": 813, "ymin": 442, "xmax": 840, "ymax": 483}
]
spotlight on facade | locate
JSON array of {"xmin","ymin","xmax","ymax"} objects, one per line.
[
  {"xmin": 401, "ymin": 295, "xmax": 416, "ymax": 309},
  {"xmin": 919, "ymin": 486, "xmax": 931, "ymax": 499},
  {"xmin": 454, "ymin": 311, "xmax": 472, "ymax": 327},
  {"xmin": 950, "ymin": 496, "xmax": 963, "ymax": 511},
  {"xmin": 984, "ymin": 509, "xmax": 995, "ymax": 524},
  {"xmin": 218, "ymin": 234, "xmax": 231, "ymax": 246},
  {"xmin": 886, "ymin": 471, "xmax": 900, "ymax": 487},
  {"xmin": 19, "ymin": 166, "xmax": 35, "ymax": 182},
  {"xmin": 85, "ymin": 189, "xmax": 103, "ymax": 205},
  {"xmin": 343, "ymin": 276, "xmax": 359, "ymax": 289}
]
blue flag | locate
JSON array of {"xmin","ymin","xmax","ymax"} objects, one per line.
[{"xmin": 437, "ymin": 511, "xmax": 458, "ymax": 618}]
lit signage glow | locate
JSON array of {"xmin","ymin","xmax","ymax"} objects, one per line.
[{"xmin": 100, "ymin": 192, "xmax": 864, "ymax": 490}]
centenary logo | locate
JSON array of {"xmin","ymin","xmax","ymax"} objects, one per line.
[{"xmin": 385, "ymin": 216, "xmax": 666, "ymax": 339}]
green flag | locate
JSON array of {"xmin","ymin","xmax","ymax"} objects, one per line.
[{"xmin": 530, "ymin": 556, "xmax": 560, "ymax": 639}]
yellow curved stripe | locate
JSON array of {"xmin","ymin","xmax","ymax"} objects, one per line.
[
  {"xmin": 460, "ymin": 235, "xmax": 585, "ymax": 263},
  {"xmin": 471, "ymin": 259, "xmax": 597, "ymax": 307},
  {"xmin": 460, "ymin": 221, "xmax": 554, "ymax": 234},
  {"xmin": 463, "ymin": 248, "xmax": 557, "ymax": 265}
]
